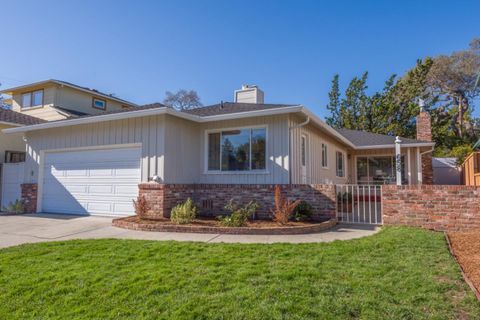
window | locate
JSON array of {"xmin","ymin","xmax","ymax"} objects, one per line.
[
  {"xmin": 356, "ymin": 156, "xmax": 406, "ymax": 184},
  {"xmin": 336, "ymin": 152, "xmax": 344, "ymax": 177},
  {"xmin": 92, "ymin": 98, "xmax": 106, "ymax": 110},
  {"xmin": 32, "ymin": 90, "xmax": 43, "ymax": 106},
  {"xmin": 321, "ymin": 143, "xmax": 328, "ymax": 168},
  {"xmin": 207, "ymin": 127, "xmax": 266, "ymax": 172},
  {"xmin": 21, "ymin": 90, "xmax": 43, "ymax": 108},
  {"xmin": 5, "ymin": 151, "xmax": 26, "ymax": 163},
  {"xmin": 301, "ymin": 136, "xmax": 307, "ymax": 166}
]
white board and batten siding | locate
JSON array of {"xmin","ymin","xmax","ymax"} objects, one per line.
[
  {"xmin": 290, "ymin": 115, "xmax": 349, "ymax": 185},
  {"xmin": 1, "ymin": 163, "xmax": 25, "ymax": 208},
  {"xmin": 24, "ymin": 115, "xmax": 166, "ymax": 185},
  {"xmin": 41, "ymin": 147, "xmax": 141, "ymax": 216}
]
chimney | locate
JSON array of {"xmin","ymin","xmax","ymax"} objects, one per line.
[
  {"xmin": 416, "ymin": 109, "xmax": 432, "ymax": 142},
  {"xmin": 234, "ymin": 85, "xmax": 264, "ymax": 104},
  {"xmin": 416, "ymin": 105, "xmax": 433, "ymax": 184}
]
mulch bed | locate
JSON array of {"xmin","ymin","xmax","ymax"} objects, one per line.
[
  {"xmin": 113, "ymin": 216, "xmax": 337, "ymax": 235},
  {"xmin": 446, "ymin": 230, "xmax": 480, "ymax": 300}
]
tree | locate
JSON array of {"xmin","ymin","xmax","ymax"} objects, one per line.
[
  {"xmin": 163, "ymin": 89, "xmax": 202, "ymax": 111},
  {"xmin": 325, "ymin": 75, "xmax": 341, "ymax": 127},
  {"xmin": 426, "ymin": 38, "xmax": 480, "ymax": 138}
]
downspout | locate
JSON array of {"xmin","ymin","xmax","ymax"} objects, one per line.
[{"xmin": 288, "ymin": 116, "xmax": 310, "ymax": 184}]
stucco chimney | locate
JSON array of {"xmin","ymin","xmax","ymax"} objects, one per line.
[
  {"xmin": 234, "ymin": 85, "xmax": 264, "ymax": 104},
  {"xmin": 416, "ymin": 107, "xmax": 433, "ymax": 184}
]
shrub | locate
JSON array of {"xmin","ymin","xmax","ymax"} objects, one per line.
[
  {"xmin": 171, "ymin": 198, "xmax": 197, "ymax": 224},
  {"xmin": 133, "ymin": 195, "xmax": 149, "ymax": 217},
  {"xmin": 218, "ymin": 199, "xmax": 259, "ymax": 227},
  {"xmin": 270, "ymin": 185, "xmax": 301, "ymax": 225},
  {"xmin": 292, "ymin": 200, "xmax": 313, "ymax": 221},
  {"xmin": 1, "ymin": 200, "xmax": 24, "ymax": 214}
]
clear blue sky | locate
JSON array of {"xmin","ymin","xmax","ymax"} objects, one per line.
[{"xmin": 1, "ymin": 0, "xmax": 479, "ymax": 118}]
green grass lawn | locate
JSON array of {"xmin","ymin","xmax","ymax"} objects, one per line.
[{"xmin": 0, "ymin": 227, "xmax": 479, "ymax": 319}]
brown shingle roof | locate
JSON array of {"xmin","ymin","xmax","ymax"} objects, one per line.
[
  {"xmin": 183, "ymin": 102, "xmax": 297, "ymax": 117},
  {"xmin": 0, "ymin": 108, "xmax": 45, "ymax": 126}
]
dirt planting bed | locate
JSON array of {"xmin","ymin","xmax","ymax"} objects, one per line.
[
  {"xmin": 113, "ymin": 216, "xmax": 337, "ymax": 235},
  {"xmin": 447, "ymin": 230, "xmax": 480, "ymax": 300}
]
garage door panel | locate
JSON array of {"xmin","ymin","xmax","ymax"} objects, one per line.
[{"xmin": 42, "ymin": 146, "xmax": 141, "ymax": 216}]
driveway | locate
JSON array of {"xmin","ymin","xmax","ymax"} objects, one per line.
[{"xmin": 0, "ymin": 213, "xmax": 380, "ymax": 248}]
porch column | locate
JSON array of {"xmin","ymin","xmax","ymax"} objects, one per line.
[
  {"xmin": 407, "ymin": 148, "xmax": 411, "ymax": 185},
  {"xmin": 395, "ymin": 136, "xmax": 402, "ymax": 185},
  {"xmin": 416, "ymin": 147, "xmax": 423, "ymax": 184}
]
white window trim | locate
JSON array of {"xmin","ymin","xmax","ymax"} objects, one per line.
[
  {"xmin": 355, "ymin": 154, "xmax": 406, "ymax": 184},
  {"xmin": 321, "ymin": 143, "xmax": 328, "ymax": 169},
  {"xmin": 204, "ymin": 124, "xmax": 269, "ymax": 174},
  {"xmin": 335, "ymin": 150, "xmax": 345, "ymax": 178}
]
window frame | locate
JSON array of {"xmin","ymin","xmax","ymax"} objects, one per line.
[
  {"xmin": 204, "ymin": 125, "xmax": 269, "ymax": 174},
  {"xmin": 321, "ymin": 143, "xmax": 328, "ymax": 168},
  {"xmin": 336, "ymin": 151, "xmax": 345, "ymax": 178},
  {"xmin": 20, "ymin": 89, "xmax": 44, "ymax": 109},
  {"xmin": 92, "ymin": 97, "xmax": 107, "ymax": 110}
]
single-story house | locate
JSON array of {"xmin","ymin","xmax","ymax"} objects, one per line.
[{"xmin": 3, "ymin": 85, "xmax": 435, "ymax": 218}]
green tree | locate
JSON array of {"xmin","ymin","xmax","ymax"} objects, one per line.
[{"xmin": 325, "ymin": 75, "xmax": 341, "ymax": 127}]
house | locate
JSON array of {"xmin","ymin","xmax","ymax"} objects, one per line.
[
  {"xmin": 0, "ymin": 79, "xmax": 137, "ymax": 206},
  {"xmin": 0, "ymin": 79, "xmax": 137, "ymax": 122},
  {"xmin": 2, "ymin": 85, "xmax": 435, "ymax": 218}
]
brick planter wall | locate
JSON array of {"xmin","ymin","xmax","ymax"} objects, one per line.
[
  {"xmin": 382, "ymin": 185, "xmax": 480, "ymax": 232},
  {"xmin": 21, "ymin": 183, "xmax": 38, "ymax": 213},
  {"xmin": 138, "ymin": 183, "xmax": 337, "ymax": 221}
]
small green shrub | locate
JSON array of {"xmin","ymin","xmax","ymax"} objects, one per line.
[
  {"xmin": 218, "ymin": 200, "xmax": 259, "ymax": 227},
  {"xmin": 2, "ymin": 199, "xmax": 25, "ymax": 214},
  {"xmin": 170, "ymin": 198, "xmax": 197, "ymax": 224},
  {"xmin": 292, "ymin": 200, "xmax": 313, "ymax": 221}
]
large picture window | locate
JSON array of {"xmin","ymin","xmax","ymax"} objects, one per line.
[{"xmin": 207, "ymin": 127, "xmax": 266, "ymax": 172}]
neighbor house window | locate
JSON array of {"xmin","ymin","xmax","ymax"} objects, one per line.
[
  {"xmin": 321, "ymin": 143, "xmax": 328, "ymax": 168},
  {"xmin": 207, "ymin": 127, "xmax": 266, "ymax": 171},
  {"xmin": 336, "ymin": 151, "xmax": 344, "ymax": 177},
  {"xmin": 92, "ymin": 98, "xmax": 106, "ymax": 110},
  {"xmin": 21, "ymin": 90, "xmax": 43, "ymax": 108},
  {"xmin": 5, "ymin": 151, "xmax": 26, "ymax": 163}
]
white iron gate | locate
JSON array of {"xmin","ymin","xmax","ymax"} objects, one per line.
[{"xmin": 336, "ymin": 185, "xmax": 382, "ymax": 224}]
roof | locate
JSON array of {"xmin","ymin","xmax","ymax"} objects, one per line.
[
  {"xmin": 0, "ymin": 108, "xmax": 46, "ymax": 126},
  {"xmin": 0, "ymin": 79, "xmax": 137, "ymax": 107},
  {"xmin": 335, "ymin": 128, "xmax": 434, "ymax": 148},
  {"xmin": 2, "ymin": 102, "xmax": 434, "ymax": 150},
  {"xmin": 433, "ymin": 157, "xmax": 458, "ymax": 168},
  {"xmin": 183, "ymin": 102, "xmax": 297, "ymax": 117},
  {"xmin": 53, "ymin": 106, "xmax": 89, "ymax": 117}
]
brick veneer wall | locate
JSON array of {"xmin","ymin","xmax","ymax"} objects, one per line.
[
  {"xmin": 416, "ymin": 111, "xmax": 433, "ymax": 185},
  {"xmin": 138, "ymin": 183, "xmax": 337, "ymax": 221},
  {"xmin": 382, "ymin": 185, "xmax": 480, "ymax": 232},
  {"xmin": 21, "ymin": 183, "xmax": 38, "ymax": 213}
]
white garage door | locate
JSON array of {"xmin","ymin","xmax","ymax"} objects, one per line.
[{"xmin": 41, "ymin": 146, "xmax": 141, "ymax": 216}]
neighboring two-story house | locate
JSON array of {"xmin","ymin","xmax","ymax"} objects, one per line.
[
  {"xmin": 1, "ymin": 79, "xmax": 137, "ymax": 121},
  {"xmin": 0, "ymin": 79, "xmax": 137, "ymax": 206}
]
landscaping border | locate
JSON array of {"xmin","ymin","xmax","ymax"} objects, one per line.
[
  {"xmin": 112, "ymin": 217, "xmax": 337, "ymax": 235},
  {"xmin": 445, "ymin": 233, "xmax": 480, "ymax": 301}
]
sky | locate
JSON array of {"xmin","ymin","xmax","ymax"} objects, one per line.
[{"xmin": 1, "ymin": 0, "xmax": 479, "ymax": 118}]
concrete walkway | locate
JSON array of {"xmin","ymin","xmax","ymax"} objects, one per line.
[{"xmin": 0, "ymin": 213, "xmax": 380, "ymax": 248}]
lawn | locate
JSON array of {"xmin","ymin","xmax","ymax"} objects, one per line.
[{"xmin": 0, "ymin": 227, "xmax": 479, "ymax": 319}]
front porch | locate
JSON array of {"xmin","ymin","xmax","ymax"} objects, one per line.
[{"xmin": 347, "ymin": 145, "xmax": 432, "ymax": 185}]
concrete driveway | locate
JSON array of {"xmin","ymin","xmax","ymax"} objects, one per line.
[{"xmin": 0, "ymin": 213, "xmax": 380, "ymax": 248}]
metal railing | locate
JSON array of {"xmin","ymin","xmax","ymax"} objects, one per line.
[{"xmin": 336, "ymin": 184, "xmax": 382, "ymax": 225}]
